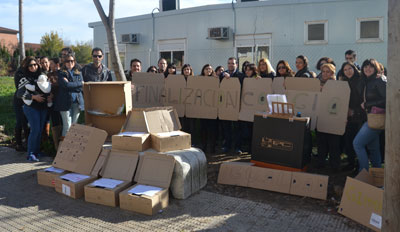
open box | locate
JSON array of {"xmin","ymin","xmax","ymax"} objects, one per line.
[
  {"xmin": 37, "ymin": 167, "xmax": 69, "ymax": 188},
  {"xmin": 55, "ymin": 173, "xmax": 97, "ymax": 199},
  {"xmin": 338, "ymin": 169, "xmax": 384, "ymax": 232},
  {"xmin": 84, "ymin": 149, "xmax": 139, "ymax": 207},
  {"xmin": 111, "ymin": 109, "xmax": 151, "ymax": 151},
  {"xmin": 144, "ymin": 107, "xmax": 191, "ymax": 152},
  {"xmin": 119, "ymin": 153, "xmax": 175, "ymax": 215},
  {"xmin": 84, "ymin": 81, "xmax": 132, "ymax": 136}
]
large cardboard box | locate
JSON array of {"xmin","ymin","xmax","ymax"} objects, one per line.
[
  {"xmin": 52, "ymin": 124, "xmax": 107, "ymax": 175},
  {"xmin": 111, "ymin": 110, "xmax": 151, "ymax": 151},
  {"xmin": 119, "ymin": 153, "xmax": 175, "ymax": 215},
  {"xmin": 84, "ymin": 81, "xmax": 132, "ymax": 136},
  {"xmin": 338, "ymin": 169, "xmax": 384, "ymax": 232},
  {"xmin": 251, "ymin": 114, "xmax": 310, "ymax": 169},
  {"xmin": 55, "ymin": 173, "xmax": 97, "ymax": 199},
  {"xmin": 144, "ymin": 107, "xmax": 191, "ymax": 152},
  {"xmin": 90, "ymin": 147, "xmax": 111, "ymax": 176},
  {"xmin": 84, "ymin": 149, "xmax": 139, "ymax": 207},
  {"xmin": 37, "ymin": 167, "xmax": 69, "ymax": 188}
]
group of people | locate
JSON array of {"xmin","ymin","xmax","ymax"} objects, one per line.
[
  {"xmin": 14, "ymin": 47, "xmax": 386, "ymax": 174},
  {"xmin": 14, "ymin": 47, "xmax": 112, "ymax": 161}
]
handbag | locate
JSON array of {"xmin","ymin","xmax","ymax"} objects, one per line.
[{"xmin": 364, "ymin": 86, "xmax": 386, "ymax": 130}]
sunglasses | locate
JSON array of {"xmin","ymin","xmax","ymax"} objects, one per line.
[
  {"xmin": 278, "ymin": 66, "xmax": 286, "ymax": 70},
  {"xmin": 92, "ymin": 55, "xmax": 103, "ymax": 58},
  {"xmin": 29, "ymin": 63, "xmax": 38, "ymax": 67},
  {"xmin": 65, "ymin": 60, "xmax": 75, "ymax": 63}
]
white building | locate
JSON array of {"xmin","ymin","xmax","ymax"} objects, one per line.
[{"xmin": 89, "ymin": 0, "xmax": 388, "ymax": 74}]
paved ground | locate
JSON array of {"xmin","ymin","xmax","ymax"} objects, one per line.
[{"xmin": 0, "ymin": 147, "xmax": 370, "ymax": 232}]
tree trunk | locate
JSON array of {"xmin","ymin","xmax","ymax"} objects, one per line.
[
  {"xmin": 382, "ymin": 0, "xmax": 400, "ymax": 231},
  {"xmin": 19, "ymin": 0, "xmax": 25, "ymax": 63},
  {"xmin": 93, "ymin": 0, "xmax": 126, "ymax": 81}
]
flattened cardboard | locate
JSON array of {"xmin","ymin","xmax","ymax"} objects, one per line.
[
  {"xmin": 132, "ymin": 72, "xmax": 165, "ymax": 107},
  {"xmin": 55, "ymin": 174, "xmax": 97, "ymax": 199},
  {"xmin": 316, "ymin": 80, "xmax": 350, "ymax": 135},
  {"xmin": 144, "ymin": 107, "xmax": 181, "ymax": 133},
  {"xmin": 285, "ymin": 78, "xmax": 321, "ymax": 92},
  {"xmin": 239, "ymin": 78, "xmax": 273, "ymax": 122},
  {"xmin": 218, "ymin": 78, "xmax": 241, "ymax": 121},
  {"xmin": 289, "ymin": 172, "xmax": 329, "ymax": 200},
  {"xmin": 37, "ymin": 169, "xmax": 69, "ymax": 188},
  {"xmin": 247, "ymin": 166, "xmax": 292, "ymax": 194},
  {"xmin": 84, "ymin": 81, "xmax": 132, "ymax": 135},
  {"xmin": 119, "ymin": 153, "xmax": 175, "ymax": 215},
  {"xmin": 286, "ymin": 90, "xmax": 320, "ymax": 130},
  {"xmin": 164, "ymin": 74, "xmax": 186, "ymax": 117},
  {"xmin": 338, "ymin": 171, "xmax": 383, "ymax": 232},
  {"xmin": 185, "ymin": 76, "xmax": 219, "ymax": 119},
  {"xmin": 91, "ymin": 147, "xmax": 111, "ymax": 176},
  {"xmin": 272, "ymin": 77, "xmax": 286, "ymax": 94},
  {"xmin": 52, "ymin": 124, "xmax": 107, "ymax": 175},
  {"xmin": 217, "ymin": 162, "xmax": 254, "ymax": 187}
]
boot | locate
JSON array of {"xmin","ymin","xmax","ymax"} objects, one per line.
[
  {"xmin": 14, "ymin": 128, "xmax": 26, "ymax": 152},
  {"xmin": 51, "ymin": 125, "xmax": 63, "ymax": 150}
]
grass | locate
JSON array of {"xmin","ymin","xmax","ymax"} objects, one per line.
[{"xmin": 0, "ymin": 76, "xmax": 16, "ymax": 138}]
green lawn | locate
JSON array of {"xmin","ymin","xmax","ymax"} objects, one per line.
[{"xmin": 0, "ymin": 76, "xmax": 16, "ymax": 138}]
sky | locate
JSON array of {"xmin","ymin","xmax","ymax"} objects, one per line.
[{"xmin": 0, "ymin": 0, "xmax": 231, "ymax": 45}]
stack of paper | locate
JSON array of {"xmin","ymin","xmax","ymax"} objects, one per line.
[
  {"xmin": 128, "ymin": 185, "xmax": 162, "ymax": 197},
  {"xmin": 44, "ymin": 167, "xmax": 65, "ymax": 173},
  {"xmin": 92, "ymin": 178, "xmax": 124, "ymax": 189},
  {"xmin": 60, "ymin": 173, "xmax": 90, "ymax": 183}
]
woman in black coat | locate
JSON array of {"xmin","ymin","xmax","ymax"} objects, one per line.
[{"xmin": 295, "ymin": 55, "xmax": 314, "ymax": 78}]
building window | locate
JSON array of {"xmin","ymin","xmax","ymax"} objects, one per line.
[
  {"xmin": 304, "ymin": 20, "xmax": 328, "ymax": 44},
  {"xmin": 235, "ymin": 34, "xmax": 271, "ymax": 68},
  {"xmin": 160, "ymin": 51, "xmax": 184, "ymax": 69},
  {"xmin": 158, "ymin": 39, "xmax": 186, "ymax": 70},
  {"xmin": 357, "ymin": 17, "xmax": 383, "ymax": 42}
]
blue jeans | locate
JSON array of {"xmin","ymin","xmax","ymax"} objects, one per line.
[
  {"xmin": 353, "ymin": 122, "xmax": 382, "ymax": 172},
  {"xmin": 23, "ymin": 105, "xmax": 48, "ymax": 155},
  {"xmin": 60, "ymin": 103, "xmax": 80, "ymax": 136}
]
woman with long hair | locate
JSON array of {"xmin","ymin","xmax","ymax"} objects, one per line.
[
  {"xmin": 353, "ymin": 59, "xmax": 386, "ymax": 172},
  {"xmin": 257, "ymin": 58, "xmax": 275, "ymax": 78},
  {"xmin": 295, "ymin": 55, "xmax": 314, "ymax": 78},
  {"xmin": 275, "ymin": 60, "xmax": 295, "ymax": 77}
]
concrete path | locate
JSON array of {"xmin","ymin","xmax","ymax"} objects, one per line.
[{"xmin": 0, "ymin": 147, "xmax": 370, "ymax": 232}]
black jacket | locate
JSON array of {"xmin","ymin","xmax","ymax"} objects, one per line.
[
  {"xmin": 364, "ymin": 75, "xmax": 386, "ymax": 113},
  {"xmin": 54, "ymin": 68, "xmax": 84, "ymax": 112},
  {"xmin": 295, "ymin": 67, "xmax": 313, "ymax": 78},
  {"xmin": 82, "ymin": 63, "xmax": 112, "ymax": 82},
  {"xmin": 343, "ymin": 75, "xmax": 366, "ymax": 122}
]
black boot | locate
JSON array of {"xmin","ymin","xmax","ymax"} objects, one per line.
[{"xmin": 15, "ymin": 128, "xmax": 26, "ymax": 152}]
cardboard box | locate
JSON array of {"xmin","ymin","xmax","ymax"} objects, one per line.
[
  {"xmin": 84, "ymin": 81, "xmax": 132, "ymax": 136},
  {"xmin": 52, "ymin": 124, "xmax": 107, "ymax": 175},
  {"xmin": 90, "ymin": 147, "xmax": 111, "ymax": 176},
  {"xmin": 55, "ymin": 173, "xmax": 97, "ymax": 199},
  {"xmin": 119, "ymin": 153, "xmax": 175, "ymax": 215},
  {"xmin": 37, "ymin": 167, "xmax": 69, "ymax": 188},
  {"xmin": 144, "ymin": 107, "xmax": 191, "ymax": 152},
  {"xmin": 217, "ymin": 161, "xmax": 328, "ymax": 200},
  {"xmin": 84, "ymin": 149, "xmax": 139, "ymax": 207},
  {"xmin": 111, "ymin": 110, "xmax": 151, "ymax": 151},
  {"xmin": 338, "ymin": 169, "xmax": 383, "ymax": 232}
]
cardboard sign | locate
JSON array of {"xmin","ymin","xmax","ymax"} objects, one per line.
[
  {"xmin": 131, "ymin": 72, "xmax": 165, "ymax": 107},
  {"xmin": 239, "ymin": 78, "xmax": 273, "ymax": 122},
  {"xmin": 285, "ymin": 78, "xmax": 321, "ymax": 92},
  {"xmin": 218, "ymin": 78, "xmax": 241, "ymax": 121},
  {"xmin": 316, "ymin": 80, "xmax": 350, "ymax": 135},
  {"xmin": 247, "ymin": 166, "xmax": 292, "ymax": 194},
  {"xmin": 286, "ymin": 90, "xmax": 320, "ymax": 130},
  {"xmin": 185, "ymin": 76, "xmax": 219, "ymax": 119},
  {"xmin": 164, "ymin": 75, "xmax": 186, "ymax": 117},
  {"xmin": 272, "ymin": 77, "xmax": 286, "ymax": 94},
  {"xmin": 289, "ymin": 172, "xmax": 329, "ymax": 200},
  {"xmin": 217, "ymin": 162, "xmax": 254, "ymax": 187}
]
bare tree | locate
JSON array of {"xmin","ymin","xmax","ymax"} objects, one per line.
[
  {"xmin": 93, "ymin": 0, "xmax": 126, "ymax": 81},
  {"xmin": 383, "ymin": 1, "xmax": 400, "ymax": 231},
  {"xmin": 19, "ymin": 0, "xmax": 25, "ymax": 63}
]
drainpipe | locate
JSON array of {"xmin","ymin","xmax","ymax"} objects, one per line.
[
  {"xmin": 151, "ymin": 8, "xmax": 160, "ymax": 64},
  {"xmin": 231, "ymin": 0, "xmax": 236, "ymax": 52}
]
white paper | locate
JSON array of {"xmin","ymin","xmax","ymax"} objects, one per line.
[
  {"xmin": 44, "ymin": 167, "xmax": 65, "ymax": 173},
  {"xmin": 92, "ymin": 178, "xmax": 124, "ymax": 189},
  {"xmin": 155, "ymin": 131, "xmax": 185, "ymax": 138},
  {"xmin": 128, "ymin": 184, "xmax": 162, "ymax": 197},
  {"xmin": 62, "ymin": 184, "xmax": 71, "ymax": 196},
  {"xmin": 267, "ymin": 94, "xmax": 287, "ymax": 113},
  {"xmin": 118, "ymin": 132, "xmax": 147, "ymax": 137},
  {"xmin": 60, "ymin": 173, "xmax": 90, "ymax": 183},
  {"xmin": 370, "ymin": 213, "xmax": 382, "ymax": 229}
]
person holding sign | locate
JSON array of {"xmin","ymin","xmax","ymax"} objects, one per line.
[
  {"xmin": 257, "ymin": 58, "xmax": 276, "ymax": 78},
  {"xmin": 126, "ymin": 58, "xmax": 142, "ymax": 81},
  {"xmin": 353, "ymin": 59, "xmax": 386, "ymax": 172},
  {"xmin": 180, "ymin": 64, "xmax": 197, "ymax": 146},
  {"xmin": 316, "ymin": 64, "xmax": 341, "ymax": 171},
  {"xmin": 275, "ymin": 60, "xmax": 295, "ymax": 77},
  {"xmin": 164, "ymin": 63, "xmax": 177, "ymax": 78},
  {"xmin": 295, "ymin": 55, "xmax": 315, "ymax": 78}
]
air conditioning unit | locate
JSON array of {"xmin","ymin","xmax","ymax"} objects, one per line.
[
  {"xmin": 121, "ymin": 33, "xmax": 140, "ymax": 44},
  {"xmin": 208, "ymin": 27, "xmax": 229, "ymax": 40}
]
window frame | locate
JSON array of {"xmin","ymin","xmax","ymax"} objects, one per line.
[
  {"xmin": 304, "ymin": 20, "xmax": 328, "ymax": 45},
  {"xmin": 356, "ymin": 17, "xmax": 384, "ymax": 43}
]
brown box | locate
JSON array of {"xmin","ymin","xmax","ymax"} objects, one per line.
[
  {"xmin": 111, "ymin": 110, "xmax": 151, "ymax": 151},
  {"xmin": 52, "ymin": 124, "xmax": 107, "ymax": 175},
  {"xmin": 90, "ymin": 147, "xmax": 111, "ymax": 177},
  {"xmin": 84, "ymin": 81, "xmax": 132, "ymax": 136},
  {"xmin": 119, "ymin": 153, "xmax": 175, "ymax": 215},
  {"xmin": 55, "ymin": 173, "xmax": 97, "ymax": 199},
  {"xmin": 84, "ymin": 149, "xmax": 139, "ymax": 207},
  {"xmin": 37, "ymin": 167, "xmax": 69, "ymax": 188},
  {"xmin": 338, "ymin": 169, "xmax": 383, "ymax": 232}
]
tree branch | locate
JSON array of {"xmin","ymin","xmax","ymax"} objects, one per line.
[{"xmin": 93, "ymin": 0, "xmax": 109, "ymax": 28}]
